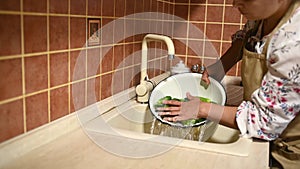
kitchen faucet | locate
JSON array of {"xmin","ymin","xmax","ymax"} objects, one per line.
[{"xmin": 135, "ymin": 34, "xmax": 175, "ymax": 103}]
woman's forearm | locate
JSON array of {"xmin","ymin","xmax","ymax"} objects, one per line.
[
  {"xmin": 206, "ymin": 40, "xmax": 244, "ymax": 81},
  {"xmin": 199, "ymin": 102, "xmax": 238, "ymax": 129}
]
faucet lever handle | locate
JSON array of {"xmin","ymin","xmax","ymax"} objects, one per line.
[{"xmin": 191, "ymin": 64, "xmax": 205, "ymax": 74}]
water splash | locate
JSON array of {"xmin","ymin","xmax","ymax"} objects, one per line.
[{"xmin": 150, "ymin": 117, "xmax": 217, "ymax": 142}]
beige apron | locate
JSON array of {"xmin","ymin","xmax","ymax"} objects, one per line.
[
  {"xmin": 240, "ymin": 1, "xmax": 300, "ymax": 168},
  {"xmin": 241, "ymin": 37, "xmax": 268, "ymax": 101},
  {"xmin": 272, "ymin": 115, "xmax": 300, "ymax": 169}
]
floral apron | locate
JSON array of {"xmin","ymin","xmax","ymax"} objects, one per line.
[{"xmin": 240, "ymin": 1, "xmax": 300, "ymax": 168}]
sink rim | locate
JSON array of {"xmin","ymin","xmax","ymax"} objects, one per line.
[{"xmin": 83, "ymin": 99, "xmax": 253, "ymax": 157}]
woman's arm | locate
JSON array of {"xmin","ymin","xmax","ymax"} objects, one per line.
[{"xmin": 205, "ymin": 39, "xmax": 244, "ymax": 82}]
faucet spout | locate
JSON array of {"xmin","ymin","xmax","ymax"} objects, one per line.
[{"xmin": 136, "ymin": 34, "xmax": 175, "ymax": 103}]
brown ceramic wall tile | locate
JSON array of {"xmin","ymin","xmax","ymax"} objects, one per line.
[
  {"xmin": 162, "ymin": 21, "xmax": 173, "ymax": 36},
  {"xmin": 70, "ymin": 0, "xmax": 86, "ymax": 15},
  {"xmin": 174, "ymin": 0, "xmax": 188, "ymax": 3},
  {"xmin": 147, "ymin": 41, "xmax": 157, "ymax": 60},
  {"xmin": 26, "ymin": 92, "xmax": 48, "ymax": 131},
  {"xmin": 190, "ymin": 5, "xmax": 205, "ymax": 21},
  {"xmin": 157, "ymin": 0, "xmax": 164, "ymax": 14},
  {"xmin": 242, "ymin": 15, "xmax": 247, "ymax": 23},
  {"xmin": 163, "ymin": 1, "xmax": 171, "ymax": 15},
  {"xmin": 70, "ymin": 17, "xmax": 86, "ymax": 49},
  {"xmin": 49, "ymin": 0, "xmax": 68, "ymax": 14},
  {"xmin": 227, "ymin": 64, "xmax": 237, "ymax": 76},
  {"xmin": 132, "ymin": 43, "xmax": 141, "ymax": 64},
  {"xmin": 0, "ymin": 15, "xmax": 21, "ymax": 56},
  {"xmin": 161, "ymin": 57, "xmax": 169, "ymax": 73},
  {"xmin": 23, "ymin": 0, "xmax": 47, "ymax": 13},
  {"xmin": 24, "ymin": 15, "xmax": 47, "ymax": 54},
  {"xmin": 151, "ymin": 0, "xmax": 158, "ymax": 12},
  {"xmin": 221, "ymin": 42, "xmax": 231, "ymax": 55},
  {"xmin": 206, "ymin": 6, "xmax": 223, "ymax": 23},
  {"xmin": 101, "ymin": 18, "xmax": 114, "ymax": 45},
  {"xmin": 186, "ymin": 57, "xmax": 201, "ymax": 69},
  {"xmin": 190, "ymin": 0, "xmax": 206, "ymax": 3},
  {"xmin": 113, "ymin": 44, "xmax": 124, "ymax": 69},
  {"xmin": 154, "ymin": 58, "xmax": 162, "ymax": 75},
  {"xmin": 123, "ymin": 67, "xmax": 133, "ymax": 89},
  {"xmin": 0, "ymin": 99, "xmax": 24, "ymax": 142},
  {"xmin": 207, "ymin": 41, "xmax": 221, "ymax": 57},
  {"xmin": 187, "ymin": 39, "xmax": 204, "ymax": 56},
  {"xmin": 0, "ymin": 0, "xmax": 20, "ymax": 11},
  {"xmin": 174, "ymin": 4, "xmax": 188, "ymax": 20},
  {"xmin": 135, "ymin": 0, "xmax": 144, "ymax": 13},
  {"xmin": 87, "ymin": 77, "xmax": 100, "ymax": 105},
  {"xmin": 88, "ymin": 0, "xmax": 102, "ymax": 16},
  {"xmin": 189, "ymin": 22, "xmax": 205, "ymax": 39},
  {"xmin": 147, "ymin": 60, "xmax": 156, "ymax": 79},
  {"xmin": 70, "ymin": 50, "xmax": 86, "ymax": 81},
  {"xmin": 115, "ymin": 0, "xmax": 125, "ymax": 17},
  {"xmin": 173, "ymin": 39, "xmax": 186, "ymax": 55},
  {"xmin": 124, "ymin": 19, "xmax": 134, "ymax": 42},
  {"xmin": 100, "ymin": 73, "xmax": 112, "ymax": 100},
  {"xmin": 124, "ymin": 43, "xmax": 134, "ymax": 67},
  {"xmin": 87, "ymin": 47, "xmax": 101, "ymax": 77},
  {"xmin": 113, "ymin": 19, "xmax": 125, "ymax": 43},
  {"xmin": 111, "ymin": 70, "xmax": 124, "ymax": 94},
  {"xmin": 225, "ymin": 0, "xmax": 233, "ymax": 5},
  {"xmin": 70, "ymin": 80, "xmax": 86, "ymax": 112},
  {"xmin": 144, "ymin": 0, "xmax": 151, "ymax": 12},
  {"xmin": 101, "ymin": 46, "xmax": 113, "ymax": 73},
  {"xmin": 173, "ymin": 21, "xmax": 187, "ymax": 38},
  {"xmin": 223, "ymin": 24, "xmax": 241, "ymax": 41},
  {"xmin": 131, "ymin": 65, "xmax": 140, "ymax": 87},
  {"xmin": 207, "ymin": 0, "xmax": 223, "ymax": 4},
  {"xmin": 0, "ymin": 58, "xmax": 22, "ymax": 101},
  {"xmin": 224, "ymin": 6, "xmax": 241, "ymax": 23},
  {"xmin": 50, "ymin": 52, "xmax": 68, "ymax": 87},
  {"xmin": 50, "ymin": 86, "xmax": 69, "ymax": 121},
  {"xmin": 125, "ymin": 0, "xmax": 135, "ymax": 15},
  {"xmin": 102, "ymin": 0, "xmax": 115, "ymax": 17},
  {"xmin": 205, "ymin": 24, "xmax": 222, "ymax": 40},
  {"xmin": 50, "ymin": 16, "xmax": 68, "ymax": 51},
  {"xmin": 25, "ymin": 55, "xmax": 48, "ymax": 94}
]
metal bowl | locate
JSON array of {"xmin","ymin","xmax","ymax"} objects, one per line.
[{"xmin": 149, "ymin": 73, "xmax": 226, "ymax": 127}]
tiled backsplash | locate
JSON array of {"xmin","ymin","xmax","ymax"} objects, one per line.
[{"xmin": 0, "ymin": 0, "xmax": 244, "ymax": 143}]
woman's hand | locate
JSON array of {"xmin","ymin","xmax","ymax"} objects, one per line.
[
  {"xmin": 157, "ymin": 92, "xmax": 206, "ymax": 122},
  {"xmin": 201, "ymin": 68, "xmax": 210, "ymax": 86},
  {"xmin": 191, "ymin": 63, "xmax": 211, "ymax": 86}
]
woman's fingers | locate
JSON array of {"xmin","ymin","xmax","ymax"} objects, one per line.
[
  {"xmin": 163, "ymin": 116, "xmax": 178, "ymax": 122},
  {"xmin": 201, "ymin": 70, "xmax": 210, "ymax": 85},
  {"xmin": 158, "ymin": 109, "xmax": 180, "ymax": 116},
  {"xmin": 162, "ymin": 99, "xmax": 182, "ymax": 105}
]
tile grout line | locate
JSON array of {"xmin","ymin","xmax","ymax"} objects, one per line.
[
  {"xmin": 202, "ymin": 0, "xmax": 208, "ymax": 65},
  {"xmin": 121, "ymin": 0, "xmax": 125, "ymax": 94},
  {"xmin": 85, "ymin": 0, "xmax": 88, "ymax": 107},
  {"xmin": 185, "ymin": 0, "xmax": 191, "ymax": 64},
  {"xmin": 99, "ymin": 0, "xmax": 104, "ymax": 101},
  {"xmin": 20, "ymin": 0, "xmax": 27, "ymax": 133},
  {"xmin": 47, "ymin": 0, "xmax": 51, "ymax": 123},
  {"xmin": 219, "ymin": 0, "xmax": 226, "ymax": 57},
  {"xmin": 68, "ymin": 0, "xmax": 71, "ymax": 114}
]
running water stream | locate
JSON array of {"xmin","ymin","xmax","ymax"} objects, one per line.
[{"xmin": 149, "ymin": 117, "xmax": 217, "ymax": 142}]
